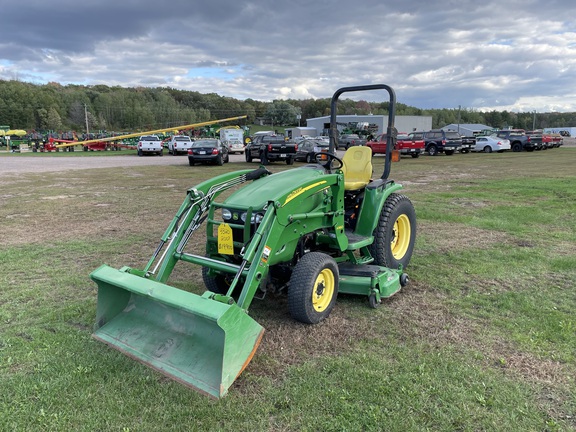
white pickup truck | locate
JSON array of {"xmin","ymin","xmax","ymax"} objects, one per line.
[
  {"xmin": 137, "ymin": 135, "xmax": 163, "ymax": 156},
  {"xmin": 168, "ymin": 135, "xmax": 193, "ymax": 155}
]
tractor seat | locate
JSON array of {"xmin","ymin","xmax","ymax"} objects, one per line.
[{"xmin": 341, "ymin": 146, "xmax": 373, "ymax": 190}]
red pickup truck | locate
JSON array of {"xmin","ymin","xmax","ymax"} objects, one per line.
[{"xmin": 366, "ymin": 132, "xmax": 425, "ymax": 158}]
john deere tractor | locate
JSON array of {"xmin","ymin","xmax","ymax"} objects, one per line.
[{"xmin": 90, "ymin": 84, "xmax": 417, "ymax": 398}]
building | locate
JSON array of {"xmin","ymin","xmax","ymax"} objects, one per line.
[
  {"xmin": 543, "ymin": 127, "xmax": 576, "ymax": 137},
  {"xmin": 306, "ymin": 114, "xmax": 432, "ymax": 136},
  {"xmin": 284, "ymin": 127, "xmax": 318, "ymax": 139},
  {"xmin": 441, "ymin": 123, "xmax": 492, "ymax": 136}
]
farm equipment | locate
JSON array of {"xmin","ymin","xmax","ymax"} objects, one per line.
[{"xmin": 90, "ymin": 84, "xmax": 416, "ymax": 398}]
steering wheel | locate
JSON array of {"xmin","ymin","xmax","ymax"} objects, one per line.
[{"xmin": 315, "ymin": 152, "xmax": 343, "ymax": 171}]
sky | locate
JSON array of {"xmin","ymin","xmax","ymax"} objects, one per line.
[{"xmin": 1, "ymin": 0, "xmax": 576, "ymax": 112}]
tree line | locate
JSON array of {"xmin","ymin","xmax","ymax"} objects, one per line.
[{"xmin": 1, "ymin": 79, "xmax": 575, "ymax": 133}]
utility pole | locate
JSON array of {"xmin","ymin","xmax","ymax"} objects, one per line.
[
  {"xmin": 457, "ymin": 105, "xmax": 461, "ymax": 134},
  {"xmin": 532, "ymin": 110, "xmax": 536, "ymax": 130},
  {"xmin": 84, "ymin": 103, "xmax": 90, "ymax": 135}
]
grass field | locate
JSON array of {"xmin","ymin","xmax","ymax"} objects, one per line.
[{"xmin": 1, "ymin": 148, "xmax": 575, "ymax": 431}]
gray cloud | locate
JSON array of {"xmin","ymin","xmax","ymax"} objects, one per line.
[{"xmin": 1, "ymin": 0, "xmax": 576, "ymax": 111}]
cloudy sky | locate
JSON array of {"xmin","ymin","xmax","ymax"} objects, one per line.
[{"xmin": 2, "ymin": 0, "xmax": 576, "ymax": 112}]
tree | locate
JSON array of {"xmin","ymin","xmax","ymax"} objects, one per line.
[
  {"xmin": 265, "ymin": 101, "xmax": 301, "ymax": 126},
  {"xmin": 47, "ymin": 107, "xmax": 63, "ymax": 130}
]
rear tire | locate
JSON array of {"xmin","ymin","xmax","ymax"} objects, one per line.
[
  {"xmin": 288, "ymin": 252, "xmax": 339, "ymax": 324},
  {"xmin": 512, "ymin": 143, "xmax": 522, "ymax": 152},
  {"xmin": 216, "ymin": 155, "xmax": 223, "ymax": 166},
  {"xmin": 286, "ymin": 157, "xmax": 294, "ymax": 165},
  {"xmin": 369, "ymin": 193, "xmax": 416, "ymax": 269},
  {"xmin": 484, "ymin": 146, "xmax": 492, "ymax": 153},
  {"xmin": 427, "ymin": 145, "xmax": 438, "ymax": 156},
  {"xmin": 245, "ymin": 151, "xmax": 253, "ymax": 162},
  {"xmin": 411, "ymin": 153, "xmax": 420, "ymax": 158}
]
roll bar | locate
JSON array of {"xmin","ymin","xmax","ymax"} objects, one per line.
[{"xmin": 328, "ymin": 84, "xmax": 397, "ymax": 180}]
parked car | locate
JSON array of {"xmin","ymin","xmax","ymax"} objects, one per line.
[
  {"xmin": 245, "ymin": 136, "xmax": 297, "ymax": 165},
  {"xmin": 338, "ymin": 133, "xmax": 366, "ymax": 149},
  {"xmin": 226, "ymin": 139, "xmax": 245, "ymax": 154},
  {"xmin": 473, "ymin": 136, "xmax": 511, "ymax": 153},
  {"xmin": 366, "ymin": 133, "xmax": 425, "ymax": 158},
  {"xmin": 137, "ymin": 135, "xmax": 163, "ymax": 156},
  {"xmin": 422, "ymin": 129, "xmax": 462, "ymax": 155},
  {"xmin": 187, "ymin": 139, "xmax": 229, "ymax": 166},
  {"xmin": 168, "ymin": 135, "xmax": 193, "ymax": 155},
  {"xmin": 294, "ymin": 138, "xmax": 330, "ymax": 163}
]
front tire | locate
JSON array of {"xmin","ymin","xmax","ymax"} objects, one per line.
[
  {"xmin": 369, "ymin": 193, "xmax": 416, "ymax": 269},
  {"xmin": 202, "ymin": 265, "xmax": 231, "ymax": 295},
  {"xmin": 288, "ymin": 252, "xmax": 339, "ymax": 324}
]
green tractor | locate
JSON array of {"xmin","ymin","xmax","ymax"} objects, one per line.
[{"xmin": 90, "ymin": 84, "xmax": 417, "ymax": 398}]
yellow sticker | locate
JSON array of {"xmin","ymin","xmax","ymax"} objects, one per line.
[{"xmin": 218, "ymin": 223, "xmax": 234, "ymax": 255}]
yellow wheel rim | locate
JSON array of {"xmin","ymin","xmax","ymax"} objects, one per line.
[
  {"xmin": 312, "ymin": 268, "xmax": 335, "ymax": 312},
  {"xmin": 391, "ymin": 214, "xmax": 411, "ymax": 260}
]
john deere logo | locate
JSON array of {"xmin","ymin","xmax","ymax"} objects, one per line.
[{"xmin": 232, "ymin": 213, "xmax": 239, "ymax": 221}]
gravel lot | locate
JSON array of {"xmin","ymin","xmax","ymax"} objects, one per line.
[
  {"xmin": 0, "ymin": 152, "xmax": 249, "ymax": 177},
  {"xmin": 1, "ymin": 138, "xmax": 573, "ymax": 177}
]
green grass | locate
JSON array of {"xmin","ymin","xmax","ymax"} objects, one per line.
[{"xmin": 1, "ymin": 149, "xmax": 575, "ymax": 431}]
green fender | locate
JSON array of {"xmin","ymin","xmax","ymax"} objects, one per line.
[{"xmin": 353, "ymin": 180, "xmax": 403, "ymax": 237}]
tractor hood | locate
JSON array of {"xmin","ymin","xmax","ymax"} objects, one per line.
[{"xmin": 224, "ymin": 166, "xmax": 328, "ymax": 210}]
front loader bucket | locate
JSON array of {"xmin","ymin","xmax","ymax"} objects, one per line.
[{"xmin": 90, "ymin": 265, "xmax": 264, "ymax": 398}]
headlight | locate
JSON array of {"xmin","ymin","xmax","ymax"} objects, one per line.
[
  {"xmin": 240, "ymin": 212, "xmax": 264, "ymax": 224},
  {"xmin": 222, "ymin": 209, "xmax": 232, "ymax": 221}
]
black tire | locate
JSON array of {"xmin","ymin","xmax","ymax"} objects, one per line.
[
  {"xmin": 188, "ymin": 158, "xmax": 194, "ymax": 166},
  {"xmin": 216, "ymin": 155, "xmax": 223, "ymax": 166},
  {"xmin": 288, "ymin": 252, "xmax": 339, "ymax": 324},
  {"xmin": 286, "ymin": 157, "xmax": 294, "ymax": 165},
  {"xmin": 369, "ymin": 294, "xmax": 380, "ymax": 309},
  {"xmin": 202, "ymin": 265, "xmax": 231, "ymax": 295},
  {"xmin": 245, "ymin": 151, "xmax": 253, "ymax": 162},
  {"xmin": 159, "ymin": 150, "xmax": 163, "ymax": 156},
  {"xmin": 224, "ymin": 153, "xmax": 229, "ymax": 163},
  {"xmin": 483, "ymin": 146, "xmax": 492, "ymax": 153},
  {"xmin": 137, "ymin": 149, "xmax": 143, "ymax": 157},
  {"xmin": 427, "ymin": 144, "xmax": 438, "ymax": 156},
  {"xmin": 512, "ymin": 143, "xmax": 522, "ymax": 152},
  {"xmin": 306, "ymin": 153, "xmax": 313, "ymax": 163},
  {"xmin": 445, "ymin": 150, "xmax": 454, "ymax": 155},
  {"xmin": 368, "ymin": 193, "xmax": 416, "ymax": 269},
  {"xmin": 411, "ymin": 153, "xmax": 420, "ymax": 158}
]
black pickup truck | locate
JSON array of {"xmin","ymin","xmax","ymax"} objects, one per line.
[
  {"xmin": 422, "ymin": 129, "xmax": 462, "ymax": 155},
  {"xmin": 460, "ymin": 136, "xmax": 475, "ymax": 153},
  {"xmin": 245, "ymin": 136, "xmax": 297, "ymax": 165},
  {"xmin": 494, "ymin": 130, "xmax": 539, "ymax": 152}
]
